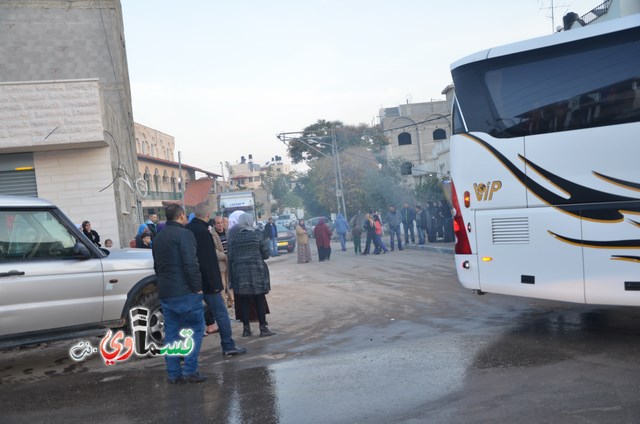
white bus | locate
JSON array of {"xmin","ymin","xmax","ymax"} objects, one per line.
[{"xmin": 449, "ymin": 12, "xmax": 640, "ymax": 305}]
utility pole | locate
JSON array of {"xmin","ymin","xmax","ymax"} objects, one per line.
[
  {"xmin": 178, "ymin": 151, "xmax": 185, "ymax": 210},
  {"xmin": 277, "ymin": 129, "xmax": 347, "ymax": 220},
  {"xmin": 332, "ymin": 128, "xmax": 347, "ymax": 220}
]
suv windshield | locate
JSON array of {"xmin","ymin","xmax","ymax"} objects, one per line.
[{"xmin": 1, "ymin": 210, "xmax": 80, "ymax": 261}]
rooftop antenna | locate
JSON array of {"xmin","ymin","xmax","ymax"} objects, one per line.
[{"xmin": 540, "ymin": 0, "xmax": 570, "ymax": 33}]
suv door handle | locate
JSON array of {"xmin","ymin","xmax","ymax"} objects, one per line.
[{"xmin": 0, "ymin": 270, "xmax": 26, "ymax": 277}]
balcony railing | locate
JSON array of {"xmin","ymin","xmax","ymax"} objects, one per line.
[{"xmin": 144, "ymin": 191, "xmax": 182, "ymax": 201}]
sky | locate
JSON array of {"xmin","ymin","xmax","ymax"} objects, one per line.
[{"xmin": 120, "ymin": 0, "xmax": 601, "ymax": 173}]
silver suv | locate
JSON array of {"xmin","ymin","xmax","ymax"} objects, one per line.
[{"xmin": 0, "ymin": 195, "xmax": 162, "ymax": 348}]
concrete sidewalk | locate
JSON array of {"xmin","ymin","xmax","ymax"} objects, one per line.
[{"xmin": 404, "ymin": 240, "xmax": 454, "ymax": 254}]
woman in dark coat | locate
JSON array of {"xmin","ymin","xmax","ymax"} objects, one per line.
[
  {"xmin": 227, "ymin": 213, "xmax": 275, "ymax": 337},
  {"xmin": 81, "ymin": 220, "xmax": 101, "ymax": 247},
  {"xmin": 313, "ymin": 217, "xmax": 332, "ymax": 262},
  {"xmin": 361, "ymin": 213, "xmax": 375, "ymax": 255}
]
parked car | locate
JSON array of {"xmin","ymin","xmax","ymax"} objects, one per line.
[
  {"xmin": 276, "ymin": 213, "xmax": 297, "ymax": 229},
  {"xmin": 306, "ymin": 216, "xmax": 333, "ymax": 238},
  {"xmin": 0, "ymin": 195, "xmax": 162, "ymax": 348},
  {"xmin": 276, "ymin": 224, "xmax": 296, "ymax": 253}
]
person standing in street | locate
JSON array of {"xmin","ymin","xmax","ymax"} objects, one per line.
[
  {"xmin": 313, "ymin": 217, "xmax": 332, "ymax": 261},
  {"xmin": 228, "ymin": 213, "xmax": 275, "ymax": 338},
  {"xmin": 262, "ymin": 217, "xmax": 279, "ymax": 257},
  {"xmin": 361, "ymin": 213, "xmax": 375, "ymax": 255},
  {"xmin": 334, "ymin": 213, "xmax": 350, "ymax": 252},
  {"xmin": 152, "ymin": 203, "xmax": 206, "ymax": 384},
  {"xmin": 415, "ymin": 204, "xmax": 427, "ymax": 245},
  {"xmin": 384, "ymin": 205, "xmax": 403, "ymax": 251},
  {"xmin": 81, "ymin": 220, "xmax": 101, "ymax": 247},
  {"xmin": 372, "ymin": 214, "xmax": 389, "ymax": 254},
  {"xmin": 349, "ymin": 211, "xmax": 364, "ymax": 255},
  {"xmin": 212, "ymin": 215, "xmax": 233, "ymax": 307},
  {"xmin": 186, "ymin": 203, "xmax": 246, "ymax": 358},
  {"xmin": 295, "ymin": 219, "xmax": 312, "ymax": 263},
  {"xmin": 145, "ymin": 213, "xmax": 158, "ymax": 239},
  {"xmin": 400, "ymin": 202, "xmax": 416, "ymax": 245}
]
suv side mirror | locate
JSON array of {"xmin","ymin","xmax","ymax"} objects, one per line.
[{"xmin": 73, "ymin": 242, "xmax": 92, "ymax": 259}]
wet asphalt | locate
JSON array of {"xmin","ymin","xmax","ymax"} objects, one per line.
[{"xmin": 2, "ymin": 241, "xmax": 640, "ymax": 423}]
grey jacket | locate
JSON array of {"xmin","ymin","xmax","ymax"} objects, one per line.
[
  {"xmin": 228, "ymin": 228, "xmax": 271, "ymax": 295},
  {"xmin": 385, "ymin": 210, "xmax": 402, "ymax": 228}
]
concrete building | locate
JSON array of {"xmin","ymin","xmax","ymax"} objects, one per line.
[
  {"xmin": 0, "ymin": 0, "xmax": 139, "ymax": 248},
  {"xmin": 134, "ymin": 122, "xmax": 220, "ymax": 219},
  {"xmin": 229, "ymin": 156, "xmax": 262, "ymax": 191},
  {"xmin": 380, "ymin": 87, "xmax": 454, "ymax": 185},
  {"xmin": 226, "ymin": 154, "xmax": 297, "ymax": 219}
]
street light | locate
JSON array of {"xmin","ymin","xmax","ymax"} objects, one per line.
[{"xmin": 276, "ymin": 129, "xmax": 348, "ymax": 220}]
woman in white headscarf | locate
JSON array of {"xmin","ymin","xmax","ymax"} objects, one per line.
[
  {"xmin": 227, "ymin": 213, "xmax": 275, "ymax": 337},
  {"xmin": 226, "ymin": 210, "xmax": 245, "ymax": 241}
]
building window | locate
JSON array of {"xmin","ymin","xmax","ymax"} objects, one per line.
[
  {"xmin": 398, "ymin": 132, "xmax": 412, "ymax": 146},
  {"xmin": 400, "ymin": 161, "xmax": 413, "ymax": 175},
  {"xmin": 144, "ymin": 168, "xmax": 152, "ymax": 192},
  {"xmin": 154, "ymin": 169, "xmax": 160, "ymax": 192},
  {"xmin": 433, "ymin": 128, "xmax": 447, "ymax": 140}
]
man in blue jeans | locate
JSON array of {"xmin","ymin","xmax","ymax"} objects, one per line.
[
  {"xmin": 152, "ymin": 203, "xmax": 207, "ymax": 384},
  {"xmin": 384, "ymin": 205, "xmax": 403, "ymax": 251},
  {"xmin": 262, "ymin": 217, "xmax": 279, "ymax": 256},
  {"xmin": 187, "ymin": 203, "xmax": 246, "ymax": 359}
]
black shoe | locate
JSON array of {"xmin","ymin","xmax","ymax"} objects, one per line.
[
  {"xmin": 183, "ymin": 373, "xmax": 208, "ymax": 383},
  {"xmin": 399, "ymin": 247, "xmax": 404, "ymax": 250},
  {"xmin": 242, "ymin": 325, "xmax": 252, "ymax": 337},
  {"xmin": 167, "ymin": 375, "xmax": 185, "ymax": 385},
  {"xmin": 223, "ymin": 346, "xmax": 247, "ymax": 357},
  {"xmin": 259, "ymin": 325, "xmax": 275, "ymax": 337}
]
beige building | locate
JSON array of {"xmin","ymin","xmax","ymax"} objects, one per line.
[
  {"xmin": 134, "ymin": 122, "xmax": 221, "ymax": 218},
  {"xmin": 228, "ymin": 157, "xmax": 262, "ymax": 191},
  {"xmin": 380, "ymin": 86, "xmax": 454, "ymax": 184},
  {"xmin": 0, "ymin": 1, "xmax": 140, "ymax": 248},
  {"xmin": 226, "ymin": 154, "xmax": 295, "ymax": 219}
]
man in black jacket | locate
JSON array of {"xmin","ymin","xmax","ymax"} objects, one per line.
[
  {"xmin": 400, "ymin": 202, "xmax": 416, "ymax": 245},
  {"xmin": 152, "ymin": 203, "xmax": 206, "ymax": 384},
  {"xmin": 187, "ymin": 203, "xmax": 246, "ymax": 358},
  {"xmin": 262, "ymin": 217, "xmax": 279, "ymax": 256}
]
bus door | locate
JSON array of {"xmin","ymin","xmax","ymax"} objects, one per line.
[
  {"xmin": 468, "ymin": 134, "xmax": 532, "ymax": 296},
  {"xmin": 579, "ymin": 125, "xmax": 640, "ymax": 306},
  {"xmin": 517, "ymin": 131, "xmax": 587, "ymax": 303}
]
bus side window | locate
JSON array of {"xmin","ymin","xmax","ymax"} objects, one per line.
[{"xmin": 600, "ymin": 82, "xmax": 637, "ymax": 123}]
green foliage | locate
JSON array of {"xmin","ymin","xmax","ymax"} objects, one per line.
[
  {"xmin": 262, "ymin": 168, "xmax": 303, "ymax": 213},
  {"xmin": 414, "ymin": 175, "xmax": 446, "ymax": 204},
  {"xmin": 286, "ymin": 119, "xmax": 387, "ymax": 164},
  {"xmin": 294, "ymin": 147, "xmax": 415, "ymax": 216},
  {"xmin": 362, "ymin": 157, "xmax": 415, "ymax": 211}
]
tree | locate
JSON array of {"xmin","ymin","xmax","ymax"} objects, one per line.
[
  {"xmin": 414, "ymin": 175, "xmax": 446, "ymax": 204},
  {"xmin": 295, "ymin": 147, "xmax": 412, "ymax": 216},
  {"xmin": 286, "ymin": 119, "xmax": 387, "ymax": 164},
  {"xmin": 262, "ymin": 169, "xmax": 303, "ymax": 213}
]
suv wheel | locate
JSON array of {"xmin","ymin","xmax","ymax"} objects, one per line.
[{"xmin": 135, "ymin": 291, "xmax": 164, "ymax": 345}]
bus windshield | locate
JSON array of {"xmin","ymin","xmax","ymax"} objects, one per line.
[{"xmin": 453, "ymin": 26, "xmax": 640, "ymax": 138}]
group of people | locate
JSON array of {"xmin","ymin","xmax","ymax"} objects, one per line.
[
  {"xmin": 152, "ymin": 204, "xmax": 275, "ymax": 384},
  {"xmin": 291, "ymin": 217, "xmax": 334, "ymax": 263},
  {"xmin": 291, "ymin": 201, "xmax": 454, "ymax": 261}
]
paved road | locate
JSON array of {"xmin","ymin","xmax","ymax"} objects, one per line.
[{"xmin": 2, "ymin": 242, "xmax": 640, "ymax": 423}]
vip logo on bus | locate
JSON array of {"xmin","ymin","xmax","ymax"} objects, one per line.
[{"xmin": 473, "ymin": 181, "xmax": 502, "ymax": 201}]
